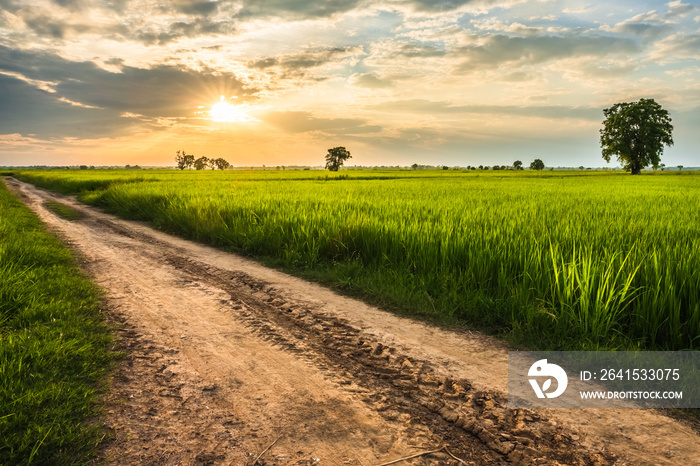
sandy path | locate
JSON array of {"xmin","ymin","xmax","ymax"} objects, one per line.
[{"xmin": 5, "ymin": 177, "xmax": 699, "ymax": 465}]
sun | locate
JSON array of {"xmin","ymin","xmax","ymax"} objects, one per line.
[{"xmin": 209, "ymin": 96, "xmax": 253, "ymax": 123}]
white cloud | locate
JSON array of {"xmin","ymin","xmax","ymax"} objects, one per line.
[
  {"xmin": 666, "ymin": 1, "xmax": 695, "ymax": 19},
  {"xmin": 562, "ymin": 7, "xmax": 591, "ymax": 14},
  {"xmin": 0, "ymin": 70, "xmax": 57, "ymax": 93}
]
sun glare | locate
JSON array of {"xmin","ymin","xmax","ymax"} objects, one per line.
[{"xmin": 209, "ymin": 95, "xmax": 253, "ymax": 123}]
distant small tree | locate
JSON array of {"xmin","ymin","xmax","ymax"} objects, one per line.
[
  {"xmin": 194, "ymin": 156, "xmax": 209, "ymax": 170},
  {"xmin": 211, "ymin": 158, "xmax": 231, "ymax": 170},
  {"xmin": 492, "ymin": 165, "xmax": 500, "ymax": 171},
  {"xmin": 530, "ymin": 159, "xmax": 545, "ymax": 170},
  {"xmin": 600, "ymin": 98, "xmax": 673, "ymax": 175},
  {"xmin": 411, "ymin": 163, "xmax": 419, "ymax": 170},
  {"xmin": 677, "ymin": 165, "xmax": 683, "ymax": 172},
  {"xmin": 79, "ymin": 165, "xmax": 88, "ymax": 170},
  {"xmin": 478, "ymin": 165, "xmax": 484, "ymax": 170},
  {"xmin": 660, "ymin": 163, "xmax": 666, "ymax": 171},
  {"xmin": 579, "ymin": 165, "xmax": 585, "ymax": 170},
  {"xmin": 513, "ymin": 160, "xmax": 523, "ymax": 170},
  {"xmin": 325, "ymin": 146, "xmax": 352, "ymax": 171},
  {"xmin": 175, "ymin": 150, "xmax": 195, "ymax": 170}
]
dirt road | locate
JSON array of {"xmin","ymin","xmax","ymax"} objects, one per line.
[{"xmin": 6, "ymin": 177, "xmax": 699, "ymax": 465}]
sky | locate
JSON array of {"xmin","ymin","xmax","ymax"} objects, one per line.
[{"xmin": 1, "ymin": 0, "xmax": 699, "ymax": 168}]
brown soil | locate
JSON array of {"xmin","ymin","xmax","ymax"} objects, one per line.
[{"xmin": 5, "ymin": 177, "xmax": 699, "ymax": 466}]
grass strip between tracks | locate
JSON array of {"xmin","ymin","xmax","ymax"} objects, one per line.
[{"xmin": 0, "ymin": 180, "xmax": 114, "ymax": 465}]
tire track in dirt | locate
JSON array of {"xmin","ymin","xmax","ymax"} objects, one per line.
[{"xmin": 5, "ymin": 177, "xmax": 699, "ymax": 466}]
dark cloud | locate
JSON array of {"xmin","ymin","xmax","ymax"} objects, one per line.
[
  {"xmin": 405, "ymin": 0, "xmax": 498, "ymax": 13},
  {"xmin": 249, "ymin": 47, "xmax": 360, "ymax": 78},
  {"xmin": 0, "ymin": 74, "xmax": 138, "ymax": 138},
  {"xmin": 135, "ymin": 18, "xmax": 234, "ymax": 45},
  {"xmin": 174, "ymin": 1, "xmax": 220, "ymax": 15},
  {"xmin": 16, "ymin": 7, "xmax": 96, "ymax": 39},
  {"xmin": 396, "ymin": 44, "xmax": 446, "ymax": 58},
  {"xmin": 265, "ymin": 111, "xmax": 381, "ymax": 135},
  {"xmin": 0, "ymin": 45, "xmax": 257, "ymax": 138},
  {"xmin": 51, "ymin": 0, "xmax": 89, "ymax": 11},
  {"xmin": 371, "ymin": 99, "xmax": 601, "ymax": 120},
  {"xmin": 455, "ymin": 34, "xmax": 639, "ymax": 71},
  {"xmin": 2, "ymin": 1, "xmax": 231, "ymax": 44},
  {"xmin": 350, "ymin": 73, "xmax": 394, "ymax": 88},
  {"xmin": 613, "ymin": 22, "xmax": 673, "ymax": 39}
]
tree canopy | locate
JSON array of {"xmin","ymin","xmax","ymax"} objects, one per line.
[
  {"xmin": 175, "ymin": 150, "xmax": 195, "ymax": 170},
  {"xmin": 325, "ymin": 146, "xmax": 352, "ymax": 171},
  {"xmin": 530, "ymin": 159, "xmax": 545, "ymax": 170},
  {"xmin": 600, "ymin": 98, "xmax": 673, "ymax": 175}
]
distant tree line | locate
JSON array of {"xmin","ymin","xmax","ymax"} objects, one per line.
[
  {"xmin": 176, "ymin": 150, "xmax": 230, "ymax": 170},
  {"xmin": 408, "ymin": 159, "xmax": 544, "ymax": 171}
]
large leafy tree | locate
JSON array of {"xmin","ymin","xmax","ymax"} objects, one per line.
[
  {"xmin": 325, "ymin": 146, "xmax": 352, "ymax": 171},
  {"xmin": 529, "ymin": 158, "xmax": 545, "ymax": 170},
  {"xmin": 211, "ymin": 158, "xmax": 231, "ymax": 170},
  {"xmin": 194, "ymin": 156, "xmax": 210, "ymax": 170},
  {"xmin": 600, "ymin": 98, "xmax": 673, "ymax": 175},
  {"xmin": 175, "ymin": 150, "xmax": 195, "ymax": 170}
]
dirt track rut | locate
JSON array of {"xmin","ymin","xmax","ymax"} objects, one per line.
[{"xmin": 6, "ymin": 177, "xmax": 699, "ymax": 465}]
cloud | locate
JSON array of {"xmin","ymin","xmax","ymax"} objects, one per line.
[
  {"xmin": 454, "ymin": 34, "xmax": 639, "ymax": 72},
  {"xmin": 666, "ymin": 1, "xmax": 695, "ymax": 19},
  {"xmin": 134, "ymin": 18, "xmax": 235, "ymax": 44},
  {"xmin": 608, "ymin": 22, "xmax": 673, "ymax": 38},
  {"xmin": 235, "ymin": 0, "xmax": 363, "ymax": 20},
  {"xmin": 0, "ymin": 73, "xmax": 134, "ymax": 139},
  {"xmin": 403, "ymin": 0, "xmax": 525, "ymax": 14},
  {"xmin": 471, "ymin": 18, "xmax": 543, "ymax": 35},
  {"xmin": 249, "ymin": 47, "xmax": 363, "ymax": 79},
  {"xmin": 371, "ymin": 99, "xmax": 601, "ymax": 120},
  {"xmin": 350, "ymin": 73, "xmax": 394, "ymax": 88},
  {"xmin": 395, "ymin": 43, "xmax": 446, "ymax": 58},
  {"xmin": 174, "ymin": 1, "xmax": 221, "ymax": 16},
  {"xmin": 651, "ymin": 33, "xmax": 700, "ymax": 61},
  {"xmin": 600, "ymin": 10, "xmax": 675, "ymax": 39},
  {"xmin": 264, "ymin": 111, "xmax": 381, "ymax": 135},
  {"xmin": 0, "ymin": 45, "xmax": 256, "ymax": 138}
]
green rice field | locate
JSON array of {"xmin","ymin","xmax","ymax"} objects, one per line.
[{"xmin": 12, "ymin": 169, "xmax": 700, "ymax": 352}]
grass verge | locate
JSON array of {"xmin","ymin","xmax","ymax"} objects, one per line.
[
  {"xmin": 0, "ymin": 180, "xmax": 114, "ymax": 465},
  {"xmin": 43, "ymin": 201, "xmax": 84, "ymax": 221}
]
